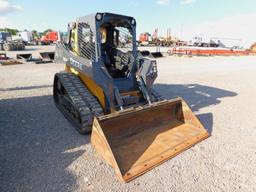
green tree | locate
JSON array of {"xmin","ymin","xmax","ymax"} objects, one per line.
[
  {"xmin": 32, "ymin": 30, "xmax": 39, "ymax": 39},
  {"xmin": 0, "ymin": 28, "xmax": 19, "ymax": 35}
]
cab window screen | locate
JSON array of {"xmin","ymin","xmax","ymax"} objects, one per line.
[{"xmin": 78, "ymin": 23, "xmax": 95, "ymax": 61}]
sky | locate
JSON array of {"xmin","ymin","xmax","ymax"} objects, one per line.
[{"xmin": 0, "ymin": 0, "xmax": 255, "ymax": 47}]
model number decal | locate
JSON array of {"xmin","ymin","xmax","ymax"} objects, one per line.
[{"xmin": 70, "ymin": 58, "xmax": 83, "ymax": 71}]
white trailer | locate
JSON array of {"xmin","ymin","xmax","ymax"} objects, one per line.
[
  {"xmin": 18, "ymin": 31, "xmax": 34, "ymax": 44},
  {"xmin": 188, "ymin": 36, "xmax": 219, "ymax": 47}
]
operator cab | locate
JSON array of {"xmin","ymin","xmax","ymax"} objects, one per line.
[
  {"xmin": 98, "ymin": 14, "xmax": 137, "ymax": 78},
  {"xmin": 65, "ymin": 13, "xmax": 137, "ymax": 80}
]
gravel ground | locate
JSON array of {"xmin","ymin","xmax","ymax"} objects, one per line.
[{"xmin": 1, "ymin": 46, "xmax": 256, "ymax": 191}]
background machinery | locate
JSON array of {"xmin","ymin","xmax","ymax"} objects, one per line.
[
  {"xmin": 139, "ymin": 28, "xmax": 187, "ymax": 47},
  {"xmin": 0, "ymin": 31, "xmax": 25, "ymax": 51},
  {"xmin": 35, "ymin": 31, "xmax": 59, "ymax": 45},
  {"xmin": 54, "ymin": 12, "xmax": 209, "ymax": 182},
  {"xmin": 188, "ymin": 36, "xmax": 219, "ymax": 47},
  {"xmin": 11, "ymin": 31, "xmax": 34, "ymax": 45}
]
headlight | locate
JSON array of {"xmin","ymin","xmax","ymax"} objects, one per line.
[{"xmin": 96, "ymin": 13, "xmax": 103, "ymax": 21}]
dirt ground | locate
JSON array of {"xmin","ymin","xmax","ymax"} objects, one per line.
[{"xmin": 1, "ymin": 46, "xmax": 256, "ymax": 192}]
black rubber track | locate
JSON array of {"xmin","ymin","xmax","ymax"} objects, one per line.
[{"xmin": 53, "ymin": 72, "xmax": 103, "ymax": 134}]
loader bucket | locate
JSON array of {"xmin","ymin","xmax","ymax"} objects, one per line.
[{"xmin": 91, "ymin": 98, "xmax": 209, "ymax": 182}]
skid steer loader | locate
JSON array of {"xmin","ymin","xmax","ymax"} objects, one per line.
[{"xmin": 53, "ymin": 12, "xmax": 209, "ymax": 182}]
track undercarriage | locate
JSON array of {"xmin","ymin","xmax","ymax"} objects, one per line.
[{"xmin": 53, "ymin": 72, "xmax": 103, "ymax": 134}]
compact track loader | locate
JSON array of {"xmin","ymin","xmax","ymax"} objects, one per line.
[{"xmin": 53, "ymin": 12, "xmax": 209, "ymax": 182}]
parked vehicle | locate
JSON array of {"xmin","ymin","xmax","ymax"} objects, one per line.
[
  {"xmin": 0, "ymin": 31, "xmax": 25, "ymax": 51},
  {"xmin": 35, "ymin": 31, "xmax": 59, "ymax": 45},
  {"xmin": 18, "ymin": 31, "xmax": 34, "ymax": 45},
  {"xmin": 188, "ymin": 36, "xmax": 219, "ymax": 47}
]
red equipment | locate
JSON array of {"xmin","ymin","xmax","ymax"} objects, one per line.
[
  {"xmin": 42, "ymin": 31, "xmax": 58, "ymax": 43},
  {"xmin": 139, "ymin": 33, "xmax": 150, "ymax": 43},
  {"xmin": 36, "ymin": 31, "xmax": 59, "ymax": 45},
  {"xmin": 169, "ymin": 47, "xmax": 250, "ymax": 56}
]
